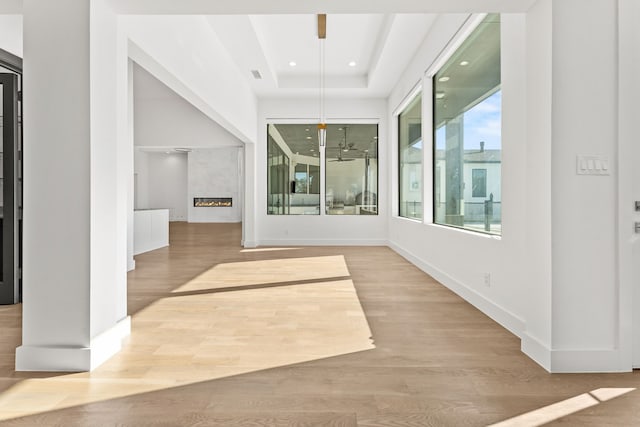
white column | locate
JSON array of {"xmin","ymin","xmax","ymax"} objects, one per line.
[
  {"xmin": 126, "ymin": 59, "xmax": 136, "ymax": 271},
  {"xmin": 521, "ymin": 0, "xmax": 553, "ymax": 371},
  {"xmin": 17, "ymin": 0, "xmax": 130, "ymax": 372},
  {"xmin": 617, "ymin": 0, "xmax": 640, "ymax": 369},
  {"xmin": 243, "ymin": 142, "xmax": 257, "ymax": 247},
  {"xmin": 548, "ymin": 0, "xmax": 621, "ymax": 372}
]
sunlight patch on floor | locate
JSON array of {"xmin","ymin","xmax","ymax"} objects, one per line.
[
  {"xmin": 488, "ymin": 387, "xmax": 636, "ymax": 427},
  {"xmin": 0, "ymin": 255, "xmax": 374, "ymax": 421},
  {"xmin": 173, "ymin": 255, "xmax": 351, "ymax": 292},
  {"xmin": 240, "ymin": 247, "xmax": 302, "ymax": 253}
]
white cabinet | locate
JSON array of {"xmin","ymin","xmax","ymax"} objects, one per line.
[{"xmin": 133, "ymin": 209, "xmax": 169, "ymax": 255}]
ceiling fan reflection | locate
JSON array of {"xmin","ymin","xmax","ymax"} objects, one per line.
[{"xmin": 329, "ymin": 142, "xmax": 356, "ymax": 162}]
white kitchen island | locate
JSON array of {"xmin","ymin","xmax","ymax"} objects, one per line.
[{"xmin": 133, "ymin": 209, "xmax": 169, "ymax": 255}]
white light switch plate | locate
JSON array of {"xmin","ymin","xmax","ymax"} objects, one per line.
[{"xmin": 576, "ymin": 155, "xmax": 610, "ymax": 176}]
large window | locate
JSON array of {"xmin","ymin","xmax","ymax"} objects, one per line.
[
  {"xmin": 398, "ymin": 94, "xmax": 422, "ymax": 220},
  {"xmin": 267, "ymin": 123, "xmax": 378, "ymax": 216},
  {"xmin": 433, "ymin": 14, "xmax": 501, "ymax": 234},
  {"xmin": 267, "ymin": 124, "xmax": 320, "ymax": 215},
  {"xmin": 325, "ymin": 124, "xmax": 378, "ymax": 215}
]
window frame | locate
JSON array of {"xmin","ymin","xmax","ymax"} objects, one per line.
[
  {"xmin": 324, "ymin": 123, "xmax": 379, "ymax": 216},
  {"xmin": 397, "ymin": 93, "xmax": 423, "ymax": 221},
  {"xmin": 265, "ymin": 119, "xmax": 380, "ymax": 217},
  {"xmin": 423, "ymin": 13, "xmax": 503, "ymax": 236}
]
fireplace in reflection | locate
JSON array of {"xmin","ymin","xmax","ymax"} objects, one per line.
[{"xmin": 194, "ymin": 197, "xmax": 232, "ymax": 207}]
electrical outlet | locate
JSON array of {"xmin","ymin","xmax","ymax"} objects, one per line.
[{"xmin": 484, "ymin": 273, "xmax": 491, "ymax": 287}]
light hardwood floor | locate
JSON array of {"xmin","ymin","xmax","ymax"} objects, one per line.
[{"xmin": 0, "ymin": 222, "xmax": 638, "ymax": 426}]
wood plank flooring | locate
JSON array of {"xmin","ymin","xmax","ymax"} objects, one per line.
[{"xmin": 0, "ymin": 222, "xmax": 638, "ymax": 426}]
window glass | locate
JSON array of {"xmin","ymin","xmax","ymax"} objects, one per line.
[
  {"xmin": 472, "ymin": 169, "xmax": 487, "ymax": 198},
  {"xmin": 433, "ymin": 14, "xmax": 501, "ymax": 234},
  {"xmin": 326, "ymin": 124, "xmax": 378, "ymax": 215},
  {"xmin": 267, "ymin": 124, "xmax": 320, "ymax": 215},
  {"xmin": 294, "ymin": 164, "xmax": 309, "ymax": 194},
  {"xmin": 398, "ymin": 94, "xmax": 422, "ymax": 219},
  {"xmin": 309, "ymin": 165, "xmax": 320, "ymax": 194}
]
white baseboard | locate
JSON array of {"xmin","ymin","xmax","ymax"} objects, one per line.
[
  {"xmin": 90, "ymin": 316, "xmax": 131, "ymax": 369},
  {"xmin": 243, "ymin": 240, "xmax": 258, "ymax": 248},
  {"xmin": 187, "ymin": 219, "xmax": 242, "ymax": 223},
  {"xmin": 521, "ymin": 332, "xmax": 551, "ymax": 371},
  {"xmin": 259, "ymin": 239, "xmax": 388, "ymax": 246},
  {"xmin": 550, "ymin": 349, "xmax": 629, "ymax": 373},
  {"xmin": 16, "ymin": 316, "xmax": 131, "ymax": 372},
  {"xmin": 389, "ymin": 241, "xmax": 525, "ymax": 339}
]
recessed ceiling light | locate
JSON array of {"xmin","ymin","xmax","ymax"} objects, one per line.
[
  {"xmin": 306, "ymin": 136, "xmax": 312, "ymax": 140},
  {"xmin": 305, "ymin": 128, "xmax": 310, "ymax": 132},
  {"xmin": 436, "ymin": 92, "xmax": 446, "ymax": 99},
  {"xmin": 338, "ymin": 128, "xmax": 343, "ymax": 131},
  {"xmin": 460, "ymin": 60, "xmax": 470, "ymax": 66},
  {"xmin": 310, "ymin": 149, "xmax": 315, "ymax": 152},
  {"xmin": 438, "ymin": 76, "xmax": 450, "ymax": 82},
  {"xmin": 289, "ymin": 61, "xmax": 297, "ymax": 67},
  {"xmin": 373, "ymin": 136, "xmax": 378, "ymax": 140},
  {"xmin": 348, "ymin": 61, "xmax": 357, "ymax": 67}
]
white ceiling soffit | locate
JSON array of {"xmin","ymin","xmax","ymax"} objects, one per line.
[
  {"xmin": 0, "ymin": 1, "xmax": 21, "ymax": 14},
  {"xmin": 107, "ymin": 0, "xmax": 537, "ymax": 14},
  {"xmin": 207, "ymin": 13, "xmax": 436, "ymax": 98}
]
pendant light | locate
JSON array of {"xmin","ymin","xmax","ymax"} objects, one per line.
[{"xmin": 317, "ymin": 14, "xmax": 327, "ymax": 147}]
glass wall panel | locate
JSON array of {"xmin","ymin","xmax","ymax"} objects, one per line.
[
  {"xmin": 267, "ymin": 124, "xmax": 320, "ymax": 215},
  {"xmin": 433, "ymin": 14, "xmax": 501, "ymax": 234},
  {"xmin": 326, "ymin": 124, "xmax": 378, "ymax": 215},
  {"xmin": 0, "ymin": 70, "xmax": 21, "ymax": 304},
  {"xmin": 398, "ymin": 94, "xmax": 422, "ymax": 220},
  {"xmin": 309, "ymin": 165, "xmax": 320, "ymax": 194}
]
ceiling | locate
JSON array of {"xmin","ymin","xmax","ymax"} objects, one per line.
[
  {"xmin": 434, "ymin": 14, "xmax": 501, "ymax": 124},
  {"xmin": 0, "ymin": 0, "xmax": 538, "ymax": 103},
  {"xmin": 106, "ymin": 0, "xmax": 538, "ymax": 15},
  {"xmin": 117, "ymin": 0, "xmax": 537, "ymax": 101},
  {"xmin": 207, "ymin": 13, "xmax": 437, "ymax": 98}
]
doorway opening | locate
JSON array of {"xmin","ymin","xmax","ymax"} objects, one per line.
[{"xmin": 0, "ymin": 48, "xmax": 23, "ymax": 305}]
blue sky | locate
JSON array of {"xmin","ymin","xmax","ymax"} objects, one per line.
[{"xmin": 435, "ymin": 90, "xmax": 502, "ymax": 150}]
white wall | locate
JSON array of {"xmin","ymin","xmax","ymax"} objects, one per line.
[
  {"xmin": 618, "ymin": 0, "xmax": 640, "ymax": 369},
  {"xmin": 122, "ymin": 15, "xmax": 258, "ymax": 144},
  {"xmin": 549, "ymin": 0, "xmax": 621, "ymax": 371},
  {"xmin": 389, "ymin": 4, "xmax": 630, "ymax": 373},
  {"xmin": 133, "ymin": 64, "xmax": 244, "ymax": 224},
  {"xmin": 0, "ymin": 14, "xmax": 22, "ymax": 56},
  {"xmin": 146, "ymin": 152, "xmax": 188, "ymax": 221},
  {"xmin": 387, "ymin": 13, "xmax": 528, "ymax": 345},
  {"xmin": 188, "ymin": 148, "xmax": 243, "ymax": 223},
  {"xmin": 133, "ymin": 65, "xmax": 244, "ymax": 149},
  {"xmin": 133, "ymin": 150, "xmax": 149, "ymax": 210},
  {"xmin": 258, "ymin": 98, "xmax": 388, "ymax": 245}
]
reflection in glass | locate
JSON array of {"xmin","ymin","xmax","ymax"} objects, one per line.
[
  {"xmin": 267, "ymin": 124, "xmax": 320, "ymax": 215},
  {"xmin": 433, "ymin": 14, "xmax": 502, "ymax": 234},
  {"xmin": 325, "ymin": 125, "xmax": 378, "ymax": 215},
  {"xmin": 398, "ymin": 94, "xmax": 422, "ymax": 220},
  {"xmin": 0, "ymin": 82, "xmax": 3, "ymax": 281}
]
